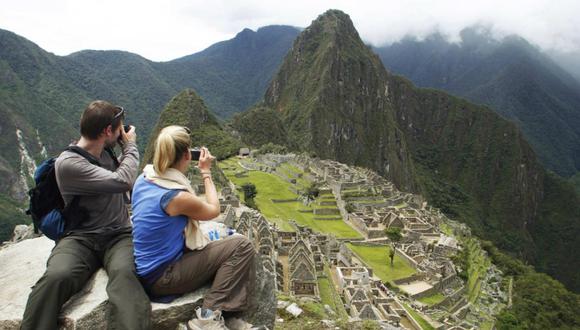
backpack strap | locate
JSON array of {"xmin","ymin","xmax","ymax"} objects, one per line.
[
  {"xmin": 65, "ymin": 146, "xmax": 102, "ymax": 166},
  {"xmin": 104, "ymin": 146, "xmax": 121, "ymax": 168},
  {"xmin": 65, "ymin": 145, "xmax": 120, "ymax": 168},
  {"xmin": 59, "ymin": 146, "xmax": 113, "ymax": 234}
]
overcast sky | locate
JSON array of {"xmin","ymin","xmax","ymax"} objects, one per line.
[{"xmin": 1, "ymin": 0, "xmax": 579, "ymax": 62}]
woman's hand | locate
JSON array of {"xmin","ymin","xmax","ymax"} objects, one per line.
[{"xmin": 197, "ymin": 147, "xmax": 215, "ymax": 172}]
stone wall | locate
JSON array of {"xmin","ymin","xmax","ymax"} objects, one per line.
[{"xmin": 313, "ymin": 208, "xmax": 341, "ymax": 215}]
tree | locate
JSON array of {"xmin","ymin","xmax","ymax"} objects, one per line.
[
  {"xmin": 241, "ymin": 183, "xmax": 258, "ymax": 210},
  {"xmin": 305, "ymin": 182, "xmax": 320, "ymax": 202},
  {"xmin": 345, "ymin": 202, "xmax": 355, "ymax": 213},
  {"xmin": 389, "ymin": 246, "xmax": 395, "ymax": 267},
  {"xmin": 242, "ymin": 183, "xmax": 257, "ymax": 200},
  {"xmin": 385, "ymin": 227, "xmax": 402, "ymax": 244},
  {"xmin": 256, "ymin": 142, "xmax": 287, "ymax": 155}
]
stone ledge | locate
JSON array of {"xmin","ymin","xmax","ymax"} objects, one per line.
[{"xmin": 0, "ymin": 236, "xmax": 275, "ymax": 329}]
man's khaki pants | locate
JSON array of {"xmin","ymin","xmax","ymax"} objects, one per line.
[{"xmin": 21, "ymin": 233, "xmax": 151, "ymax": 330}]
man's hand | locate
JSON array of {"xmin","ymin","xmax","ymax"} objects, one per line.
[{"xmin": 120, "ymin": 125, "xmax": 137, "ymax": 144}]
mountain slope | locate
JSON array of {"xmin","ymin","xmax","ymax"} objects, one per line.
[
  {"xmin": 260, "ymin": 12, "xmax": 417, "ymax": 191},
  {"xmin": 142, "ymin": 89, "xmax": 241, "ymax": 165},
  {"xmin": 233, "ymin": 10, "xmax": 580, "ymax": 293},
  {"xmin": 375, "ymin": 29, "xmax": 580, "ymax": 177}
]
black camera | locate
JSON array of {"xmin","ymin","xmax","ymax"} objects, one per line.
[{"xmin": 190, "ymin": 148, "xmax": 201, "ymax": 161}]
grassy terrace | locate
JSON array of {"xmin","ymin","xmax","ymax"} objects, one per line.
[
  {"xmin": 219, "ymin": 158, "xmax": 361, "ymax": 238},
  {"xmin": 277, "ymin": 163, "xmax": 310, "ymax": 189},
  {"xmin": 402, "ymin": 303, "xmax": 435, "ymax": 330},
  {"xmin": 346, "ymin": 243, "xmax": 416, "ymax": 283},
  {"xmin": 465, "ymin": 238, "xmax": 490, "ymax": 303},
  {"xmin": 418, "ymin": 293, "xmax": 446, "ymax": 306},
  {"xmin": 318, "ymin": 265, "xmax": 349, "ymax": 318}
]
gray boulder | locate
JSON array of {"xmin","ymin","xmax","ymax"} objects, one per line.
[
  {"xmin": 238, "ymin": 257, "xmax": 277, "ymax": 329},
  {"xmin": 10, "ymin": 224, "xmax": 38, "ymax": 243},
  {"xmin": 0, "ymin": 236, "xmax": 275, "ymax": 329}
]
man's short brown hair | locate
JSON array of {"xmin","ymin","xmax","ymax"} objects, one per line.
[{"xmin": 80, "ymin": 100, "xmax": 124, "ymax": 140}]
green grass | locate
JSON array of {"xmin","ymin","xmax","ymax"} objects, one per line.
[
  {"xmin": 220, "ymin": 158, "xmax": 361, "ymax": 238},
  {"xmin": 350, "ymin": 199, "xmax": 387, "ymax": 204},
  {"xmin": 346, "ymin": 244, "xmax": 416, "ymax": 282},
  {"xmin": 402, "ymin": 303, "xmax": 435, "ymax": 330},
  {"xmin": 318, "ymin": 267, "xmax": 348, "ymax": 319},
  {"xmin": 440, "ymin": 222, "xmax": 453, "ymax": 236},
  {"xmin": 481, "ymin": 321, "xmax": 494, "ymax": 330},
  {"xmin": 465, "ymin": 238, "xmax": 490, "ymax": 303},
  {"xmin": 277, "ymin": 163, "xmax": 310, "ymax": 189},
  {"xmin": 418, "ymin": 293, "xmax": 446, "ymax": 306},
  {"xmin": 394, "ymin": 203, "xmax": 408, "ymax": 209}
]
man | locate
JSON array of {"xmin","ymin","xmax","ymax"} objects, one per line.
[{"xmin": 21, "ymin": 101, "xmax": 151, "ymax": 329}]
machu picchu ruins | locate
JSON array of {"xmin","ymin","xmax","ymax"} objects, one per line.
[{"xmin": 216, "ymin": 152, "xmax": 508, "ymax": 329}]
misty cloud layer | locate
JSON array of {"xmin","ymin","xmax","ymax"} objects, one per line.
[{"xmin": 1, "ymin": 0, "xmax": 578, "ymax": 61}]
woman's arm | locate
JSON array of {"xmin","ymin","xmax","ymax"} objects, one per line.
[
  {"xmin": 165, "ymin": 147, "xmax": 220, "ymax": 220},
  {"xmin": 165, "ymin": 190, "xmax": 220, "ymax": 220}
]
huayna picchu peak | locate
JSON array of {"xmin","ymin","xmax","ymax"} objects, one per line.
[{"xmin": 262, "ymin": 9, "xmax": 417, "ymax": 192}]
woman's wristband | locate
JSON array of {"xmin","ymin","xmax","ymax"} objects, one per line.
[{"xmin": 200, "ymin": 170, "xmax": 211, "ymax": 175}]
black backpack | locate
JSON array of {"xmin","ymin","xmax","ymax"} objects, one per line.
[{"xmin": 27, "ymin": 146, "xmax": 118, "ymax": 240}]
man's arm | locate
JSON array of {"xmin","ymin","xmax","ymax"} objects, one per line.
[{"xmin": 56, "ymin": 142, "xmax": 140, "ymax": 196}]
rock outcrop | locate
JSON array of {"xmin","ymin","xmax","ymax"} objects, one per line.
[{"xmin": 0, "ymin": 236, "xmax": 275, "ymax": 329}]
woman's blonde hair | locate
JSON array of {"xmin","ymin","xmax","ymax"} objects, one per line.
[{"xmin": 153, "ymin": 125, "xmax": 191, "ymax": 173}]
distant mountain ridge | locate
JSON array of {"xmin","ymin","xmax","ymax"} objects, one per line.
[
  {"xmin": 374, "ymin": 28, "xmax": 580, "ymax": 177},
  {"xmin": 161, "ymin": 25, "xmax": 301, "ymax": 119}
]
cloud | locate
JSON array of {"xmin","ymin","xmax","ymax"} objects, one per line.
[{"xmin": 0, "ymin": 0, "xmax": 578, "ymax": 61}]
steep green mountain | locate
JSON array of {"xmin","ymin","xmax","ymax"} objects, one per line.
[
  {"xmin": 142, "ymin": 89, "xmax": 241, "ymax": 165},
  {"xmin": 257, "ymin": 13, "xmax": 417, "ymax": 191},
  {"xmin": 374, "ymin": 29, "xmax": 580, "ymax": 177},
  {"xmin": 233, "ymin": 10, "xmax": 580, "ymax": 293},
  {"xmin": 160, "ymin": 26, "xmax": 301, "ymax": 119},
  {"xmin": 230, "ymin": 106, "xmax": 289, "ymax": 147}
]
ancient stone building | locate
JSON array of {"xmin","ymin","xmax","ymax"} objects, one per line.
[{"xmin": 288, "ymin": 238, "xmax": 319, "ymax": 297}]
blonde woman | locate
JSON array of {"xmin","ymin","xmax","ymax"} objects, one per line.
[{"xmin": 131, "ymin": 126, "xmax": 255, "ymax": 330}]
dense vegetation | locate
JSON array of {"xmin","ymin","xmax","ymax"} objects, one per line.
[
  {"xmin": 570, "ymin": 172, "xmax": 580, "ymax": 195},
  {"xmin": 0, "ymin": 195, "xmax": 29, "ymax": 242},
  {"xmin": 481, "ymin": 241, "xmax": 580, "ymax": 329},
  {"xmin": 231, "ymin": 106, "xmax": 289, "ymax": 147},
  {"xmin": 375, "ymin": 28, "xmax": 580, "ymax": 177}
]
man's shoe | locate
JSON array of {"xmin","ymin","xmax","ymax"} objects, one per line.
[{"xmin": 188, "ymin": 307, "xmax": 228, "ymax": 330}]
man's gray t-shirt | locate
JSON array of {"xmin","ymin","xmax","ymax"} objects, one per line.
[{"xmin": 55, "ymin": 141, "xmax": 139, "ymax": 235}]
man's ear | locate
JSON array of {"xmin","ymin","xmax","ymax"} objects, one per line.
[{"xmin": 101, "ymin": 124, "xmax": 114, "ymax": 138}]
